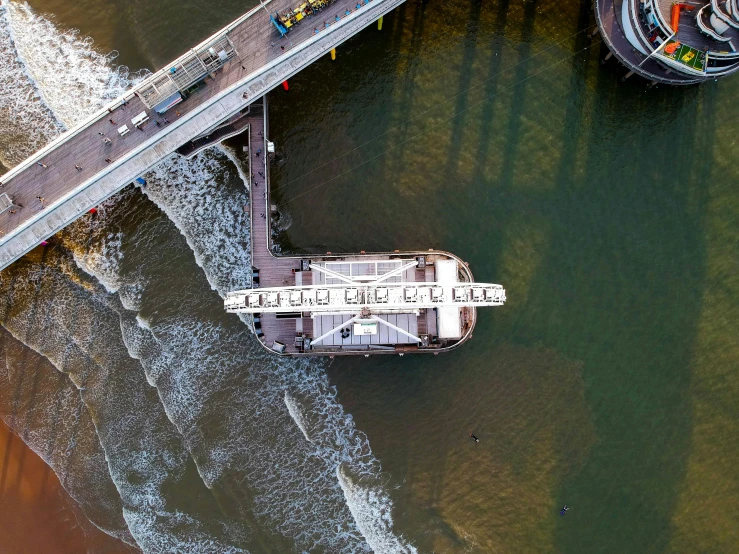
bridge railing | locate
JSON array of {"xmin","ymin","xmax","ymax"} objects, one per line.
[{"xmin": 0, "ymin": 0, "xmax": 276, "ymax": 189}]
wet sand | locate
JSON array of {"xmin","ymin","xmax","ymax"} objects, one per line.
[{"xmin": 0, "ymin": 420, "xmax": 138, "ymax": 554}]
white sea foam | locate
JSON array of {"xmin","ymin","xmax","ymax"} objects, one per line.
[
  {"xmin": 0, "ymin": 4, "xmax": 247, "ymax": 551},
  {"xmin": 0, "ymin": 0, "xmax": 145, "ymax": 166},
  {"xmin": 0, "ymin": 258, "xmax": 247, "ymax": 554},
  {"xmin": 0, "ymin": 2, "xmax": 60, "ymax": 165},
  {"xmin": 0, "ymin": 330, "xmax": 136, "ymax": 546},
  {"xmin": 141, "ymin": 150, "xmax": 252, "ymax": 296},
  {"xmin": 0, "ymin": 0, "xmax": 413, "ymax": 549},
  {"xmin": 284, "ymin": 391, "xmax": 312, "ymax": 443},
  {"xmin": 338, "ymin": 464, "xmax": 418, "ymax": 554},
  {"xmin": 2, "ymin": 0, "xmax": 146, "ymax": 128},
  {"xmin": 136, "ymin": 149, "xmax": 414, "ymax": 552}
]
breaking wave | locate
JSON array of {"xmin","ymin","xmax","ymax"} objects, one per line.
[
  {"xmin": 0, "ymin": 255, "xmax": 248, "ymax": 553},
  {"xmin": 0, "ymin": 1, "xmax": 60, "ymax": 165},
  {"xmin": 136, "ymin": 148, "xmax": 414, "ymax": 552},
  {"xmin": 1, "ymin": 0, "xmax": 146, "ymax": 129},
  {"xmin": 338, "ymin": 464, "xmax": 418, "ymax": 554},
  {"xmin": 284, "ymin": 391, "xmax": 313, "ymax": 443},
  {"xmin": 0, "ymin": 1, "xmax": 415, "ymax": 552},
  {"xmin": 0, "ymin": 328, "xmax": 136, "ymax": 546}
]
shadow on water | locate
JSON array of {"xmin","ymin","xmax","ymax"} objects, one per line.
[
  {"xmin": 442, "ymin": 0, "xmax": 482, "ymax": 181},
  {"xmin": 387, "ymin": 0, "xmax": 426, "ymax": 178},
  {"xmin": 471, "ymin": 0, "xmax": 509, "ymax": 180},
  {"xmin": 517, "ymin": 67, "xmax": 712, "ymax": 551}
]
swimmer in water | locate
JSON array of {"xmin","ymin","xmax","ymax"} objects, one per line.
[
  {"xmin": 469, "ymin": 433, "xmax": 479, "ymax": 443},
  {"xmin": 560, "ymin": 505, "xmax": 569, "ymax": 516}
]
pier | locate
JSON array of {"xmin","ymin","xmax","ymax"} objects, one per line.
[
  {"xmin": 0, "ymin": 0, "xmax": 404, "ymax": 270},
  {"xmin": 595, "ymin": 0, "xmax": 739, "ymax": 84},
  {"xmin": 237, "ymin": 100, "xmax": 505, "ymax": 356}
]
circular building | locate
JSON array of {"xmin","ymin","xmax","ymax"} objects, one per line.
[{"xmin": 595, "ymin": 0, "xmax": 739, "ymax": 83}]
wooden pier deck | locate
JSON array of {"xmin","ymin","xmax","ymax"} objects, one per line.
[
  {"xmin": 247, "ymin": 98, "xmax": 305, "ymax": 352},
  {"xmin": 0, "ymin": 0, "xmax": 405, "ymax": 270}
]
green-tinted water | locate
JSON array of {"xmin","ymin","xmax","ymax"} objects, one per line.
[{"xmin": 2, "ymin": 0, "xmax": 737, "ymax": 551}]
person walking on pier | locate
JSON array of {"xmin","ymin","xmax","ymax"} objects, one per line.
[
  {"xmin": 75, "ymin": 164, "xmax": 82, "ymax": 171},
  {"xmin": 109, "ymin": 118, "xmax": 115, "ymax": 125},
  {"xmin": 98, "ymin": 131, "xmax": 105, "ymax": 136},
  {"xmin": 105, "ymin": 158, "xmax": 113, "ymax": 164},
  {"xmin": 103, "ymin": 137, "xmax": 112, "ymax": 144},
  {"xmin": 36, "ymin": 161, "xmax": 47, "ymax": 168}
]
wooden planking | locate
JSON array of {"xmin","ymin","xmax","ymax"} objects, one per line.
[{"xmin": 0, "ymin": 0, "xmax": 377, "ymax": 240}]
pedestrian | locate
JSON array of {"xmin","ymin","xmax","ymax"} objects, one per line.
[
  {"xmin": 9, "ymin": 209, "xmax": 16, "ymax": 214},
  {"xmin": 108, "ymin": 107, "xmax": 113, "ymax": 113},
  {"xmin": 281, "ymin": 45, "xmax": 285, "ymax": 51},
  {"xmin": 103, "ymin": 137, "xmax": 112, "ymax": 144},
  {"xmin": 255, "ymin": 181, "xmax": 259, "ymax": 187},
  {"xmin": 261, "ymin": 213, "xmax": 266, "ymax": 219},
  {"xmin": 241, "ymin": 65, "xmax": 246, "ymax": 70},
  {"xmin": 243, "ymin": 92, "xmax": 249, "ymax": 99},
  {"xmin": 75, "ymin": 164, "xmax": 82, "ymax": 171},
  {"xmin": 109, "ymin": 119, "xmax": 115, "ymax": 125},
  {"xmin": 163, "ymin": 118, "xmax": 170, "ymax": 124},
  {"xmin": 271, "ymin": 42, "xmax": 275, "ymax": 47},
  {"xmin": 256, "ymin": 148, "xmax": 261, "ymax": 157},
  {"xmin": 155, "ymin": 121, "xmax": 161, "ymax": 127},
  {"xmin": 36, "ymin": 161, "xmax": 47, "ymax": 168},
  {"xmin": 258, "ymin": 131, "xmax": 262, "ymax": 137},
  {"xmin": 98, "ymin": 131, "xmax": 105, "ymax": 136},
  {"xmin": 176, "ymin": 111, "xmax": 181, "ymax": 117},
  {"xmin": 258, "ymin": 171, "xmax": 264, "ymax": 177},
  {"xmin": 314, "ymin": 27, "xmax": 319, "ymax": 34},
  {"xmin": 36, "ymin": 196, "xmax": 44, "ymax": 202},
  {"xmin": 105, "ymin": 158, "xmax": 113, "ymax": 163},
  {"xmin": 138, "ymin": 126, "xmax": 144, "ymax": 131}
]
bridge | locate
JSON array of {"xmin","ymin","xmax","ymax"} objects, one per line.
[{"xmin": 0, "ymin": 0, "xmax": 404, "ymax": 271}]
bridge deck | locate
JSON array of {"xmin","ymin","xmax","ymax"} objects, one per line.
[{"xmin": 0, "ymin": 0, "xmax": 398, "ymax": 261}]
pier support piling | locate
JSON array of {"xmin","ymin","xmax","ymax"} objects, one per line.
[{"xmin": 621, "ymin": 70, "xmax": 634, "ymax": 82}]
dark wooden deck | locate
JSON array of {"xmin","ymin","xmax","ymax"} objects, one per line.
[
  {"xmin": 0, "ymin": 0, "xmax": 395, "ymax": 246},
  {"xmin": 596, "ymin": 0, "xmax": 703, "ymax": 83},
  {"xmin": 247, "ymin": 98, "xmax": 303, "ymax": 353}
]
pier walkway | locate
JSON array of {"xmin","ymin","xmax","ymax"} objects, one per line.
[{"xmin": 0, "ymin": 0, "xmax": 404, "ymax": 270}]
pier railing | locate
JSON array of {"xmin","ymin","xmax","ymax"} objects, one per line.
[{"xmin": 0, "ymin": 0, "xmax": 404, "ymax": 269}]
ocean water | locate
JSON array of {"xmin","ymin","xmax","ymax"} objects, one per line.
[{"xmin": 0, "ymin": 0, "xmax": 737, "ymax": 553}]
